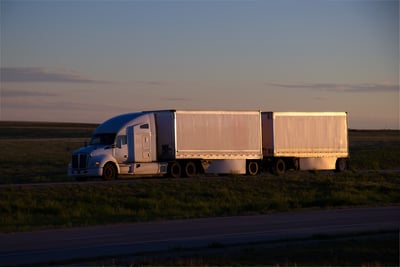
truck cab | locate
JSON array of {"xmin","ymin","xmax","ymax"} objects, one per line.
[{"xmin": 68, "ymin": 112, "xmax": 167, "ymax": 180}]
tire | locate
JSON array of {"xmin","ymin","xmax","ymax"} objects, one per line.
[
  {"xmin": 335, "ymin": 158, "xmax": 347, "ymax": 172},
  {"xmin": 103, "ymin": 162, "xmax": 117, "ymax": 180},
  {"xmin": 247, "ymin": 161, "xmax": 259, "ymax": 176},
  {"xmin": 169, "ymin": 161, "xmax": 182, "ymax": 178},
  {"xmin": 184, "ymin": 161, "xmax": 197, "ymax": 178},
  {"xmin": 274, "ymin": 159, "xmax": 286, "ymax": 176}
]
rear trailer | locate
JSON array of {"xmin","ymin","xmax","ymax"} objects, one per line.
[{"xmin": 262, "ymin": 112, "xmax": 349, "ymax": 174}]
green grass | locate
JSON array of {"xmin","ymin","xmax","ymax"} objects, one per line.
[
  {"xmin": 1, "ymin": 172, "xmax": 399, "ymax": 233},
  {"xmin": 0, "ymin": 121, "xmax": 96, "ymax": 183},
  {"xmin": 1, "ymin": 122, "xmax": 399, "ymax": 184},
  {"xmin": 0, "ymin": 122, "xmax": 399, "ymax": 233},
  {"xmin": 349, "ymin": 130, "xmax": 400, "ymax": 170}
]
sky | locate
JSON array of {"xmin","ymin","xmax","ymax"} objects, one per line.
[{"xmin": 0, "ymin": 0, "xmax": 399, "ymax": 129}]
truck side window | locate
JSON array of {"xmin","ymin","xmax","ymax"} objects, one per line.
[
  {"xmin": 117, "ymin": 135, "xmax": 127, "ymax": 148},
  {"xmin": 140, "ymin": 124, "xmax": 149, "ymax": 129}
]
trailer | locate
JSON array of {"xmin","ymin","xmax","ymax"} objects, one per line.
[
  {"xmin": 68, "ymin": 110, "xmax": 263, "ymax": 179},
  {"xmin": 68, "ymin": 110, "xmax": 349, "ymax": 180},
  {"xmin": 262, "ymin": 112, "xmax": 349, "ymax": 174}
]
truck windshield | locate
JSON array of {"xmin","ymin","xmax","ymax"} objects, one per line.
[{"xmin": 90, "ymin": 133, "xmax": 116, "ymax": 145}]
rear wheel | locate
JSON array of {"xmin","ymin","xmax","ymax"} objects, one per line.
[
  {"xmin": 169, "ymin": 161, "xmax": 182, "ymax": 178},
  {"xmin": 103, "ymin": 162, "xmax": 117, "ymax": 180},
  {"xmin": 274, "ymin": 159, "xmax": 286, "ymax": 175},
  {"xmin": 335, "ymin": 158, "xmax": 347, "ymax": 172},
  {"xmin": 184, "ymin": 161, "xmax": 197, "ymax": 177},
  {"xmin": 247, "ymin": 161, "xmax": 259, "ymax": 176}
]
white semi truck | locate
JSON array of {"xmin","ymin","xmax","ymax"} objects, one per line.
[
  {"xmin": 68, "ymin": 110, "xmax": 348, "ymax": 180},
  {"xmin": 68, "ymin": 110, "xmax": 263, "ymax": 179}
]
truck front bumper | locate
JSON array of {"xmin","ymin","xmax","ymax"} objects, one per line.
[{"xmin": 68, "ymin": 167, "xmax": 103, "ymax": 178}]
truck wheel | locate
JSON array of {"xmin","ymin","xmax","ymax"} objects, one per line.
[
  {"xmin": 169, "ymin": 161, "xmax": 182, "ymax": 178},
  {"xmin": 247, "ymin": 161, "xmax": 259, "ymax": 176},
  {"xmin": 184, "ymin": 161, "xmax": 197, "ymax": 177},
  {"xmin": 335, "ymin": 158, "xmax": 347, "ymax": 172},
  {"xmin": 274, "ymin": 159, "xmax": 286, "ymax": 175},
  {"xmin": 103, "ymin": 162, "xmax": 117, "ymax": 180}
]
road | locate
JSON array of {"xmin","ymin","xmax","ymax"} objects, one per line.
[{"xmin": 0, "ymin": 206, "xmax": 399, "ymax": 266}]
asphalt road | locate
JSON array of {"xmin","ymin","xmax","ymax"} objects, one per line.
[{"xmin": 0, "ymin": 206, "xmax": 399, "ymax": 266}]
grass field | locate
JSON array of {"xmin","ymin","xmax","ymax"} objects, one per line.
[
  {"xmin": 1, "ymin": 121, "xmax": 399, "ymax": 184},
  {"xmin": 1, "ymin": 171, "xmax": 399, "ymax": 233},
  {"xmin": 0, "ymin": 121, "xmax": 399, "ymax": 233},
  {"xmin": 0, "ymin": 121, "xmax": 399, "ymax": 265},
  {"xmin": 0, "ymin": 121, "xmax": 96, "ymax": 184}
]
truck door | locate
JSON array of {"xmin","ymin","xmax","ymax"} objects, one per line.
[
  {"xmin": 114, "ymin": 135, "xmax": 128, "ymax": 163},
  {"xmin": 127, "ymin": 123, "xmax": 152, "ymax": 163}
]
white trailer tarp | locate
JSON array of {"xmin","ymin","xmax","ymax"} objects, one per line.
[
  {"xmin": 175, "ymin": 111, "xmax": 263, "ymax": 159},
  {"xmin": 262, "ymin": 112, "xmax": 348, "ymax": 158}
]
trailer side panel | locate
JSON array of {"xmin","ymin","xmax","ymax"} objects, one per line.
[
  {"xmin": 174, "ymin": 110, "xmax": 263, "ymax": 159},
  {"xmin": 262, "ymin": 112, "xmax": 348, "ymax": 158}
]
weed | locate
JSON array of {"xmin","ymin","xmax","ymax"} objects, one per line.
[{"xmin": 1, "ymin": 172, "xmax": 399, "ymax": 233}]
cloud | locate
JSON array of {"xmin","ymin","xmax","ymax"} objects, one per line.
[
  {"xmin": 313, "ymin": 96, "xmax": 329, "ymax": 101},
  {"xmin": 266, "ymin": 81, "xmax": 399, "ymax": 93},
  {"xmin": 134, "ymin": 80, "xmax": 170, "ymax": 86},
  {"xmin": 160, "ymin": 97, "xmax": 192, "ymax": 102},
  {"xmin": 1, "ymin": 88, "xmax": 58, "ymax": 97},
  {"xmin": 1, "ymin": 97, "xmax": 127, "ymax": 113},
  {"xmin": 0, "ymin": 67, "xmax": 111, "ymax": 83}
]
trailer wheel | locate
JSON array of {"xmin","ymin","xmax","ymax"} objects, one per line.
[
  {"xmin": 335, "ymin": 158, "xmax": 347, "ymax": 172},
  {"xmin": 184, "ymin": 161, "xmax": 197, "ymax": 178},
  {"xmin": 247, "ymin": 161, "xmax": 259, "ymax": 176},
  {"xmin": 274, "ymin": 159, "xmax": 286, "ymax": 175},
  {"xmin": 103, "ymin": 162, "xmax": 117, "ymax": 180},
  {"xmin": 169, "ymin": 161, "xmax": 182, "ymax": 178}
]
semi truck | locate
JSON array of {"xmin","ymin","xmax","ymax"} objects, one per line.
[
  {"xmin": 68, "ymin": 110, "xmax": 263, "ymax": 179},
  {"xmin": 68, "ymin": 110, "xmax": 348, "ymax": 180}
]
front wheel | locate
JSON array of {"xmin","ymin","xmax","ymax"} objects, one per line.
[{"xmin": 103, "ymin": 162, "xmax": 117, "ymax": 180}]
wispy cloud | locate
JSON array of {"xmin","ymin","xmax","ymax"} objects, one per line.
[
  {"xmin": 160, "ymin": 96, "xmax": 192, "ymax": 102},
  {"xmin": 0, "ymin": 67, "xmax": 111, "ymax": 83},
  {"xmin": 1, "ymin": 88, "xmax": 58, "ymax": 97},
  {"xmin": 134, "ymin": 80, "xmax": 171, "ymax": 86},
  {"xmin": 266, "ymin": 81, "xmax": 399, "ymax": 93}
]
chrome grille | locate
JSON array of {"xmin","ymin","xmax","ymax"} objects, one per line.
[{"xmin": 72, "ymin": 154, "xmax": 87, "ymax": 169}]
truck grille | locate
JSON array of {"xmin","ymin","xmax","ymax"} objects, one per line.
[{"xmin": 72, "ymin": 154, "xmax": 88, "ymax": 169}]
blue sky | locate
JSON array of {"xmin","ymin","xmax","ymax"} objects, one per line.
[{"xmin": 1, "ymin": 0, "xmax": 399, "ymax": 129}]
